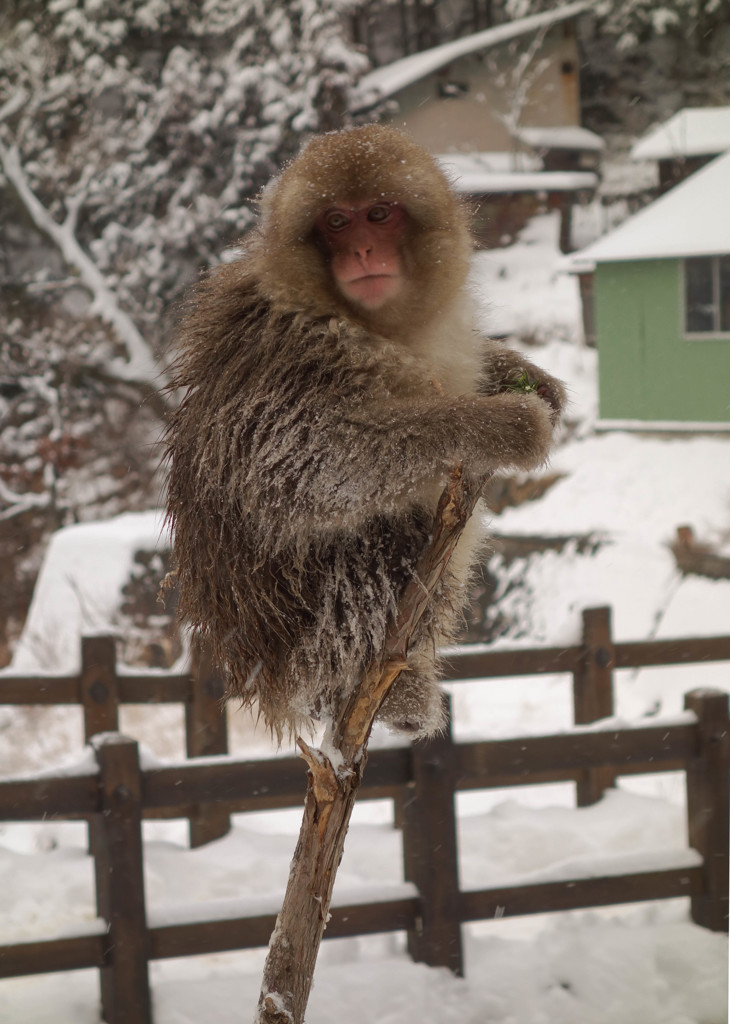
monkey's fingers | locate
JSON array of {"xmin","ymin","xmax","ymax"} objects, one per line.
[{"xmin": 536, "ymin": 382, "xmax": 565, "ymax": 424}]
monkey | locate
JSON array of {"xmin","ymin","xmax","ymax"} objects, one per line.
[{"xmin": 163, "ymin": 124, "xmax": 566, "ymax": 740}]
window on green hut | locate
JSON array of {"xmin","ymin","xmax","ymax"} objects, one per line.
[{"xmin": 685, "ymin": 255, "xmax": 730, "ymax": 334}]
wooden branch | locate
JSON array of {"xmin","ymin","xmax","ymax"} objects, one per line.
[{"xmin": 254, "ymin": 466, "xmax": 484, "ymax": 1024}]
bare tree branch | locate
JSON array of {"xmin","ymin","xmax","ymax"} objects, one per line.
[
  {"xmin": 0, "ymin": 140, "xmax": 167, "ymax": 391},
  {"xmin": 0, "ymin": 477, "xmax": 52, "ymax": 522},
  {"xmin": 254, "ymin": 466, "xmax": 485, "ymax": 1024},
  {"xmin": 0, "ymin": 89, "xmax": 29, "ymax": 126}
]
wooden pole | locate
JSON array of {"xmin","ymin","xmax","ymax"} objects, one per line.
[
  {"xmin": 684, "ymin": 689, "xmax": 729, "ymax": 932},
  {"xmin": 402, "ymin": 695, "xmax": 463, "ymax": 974},
  {"xmin": 92, "ymin": 734, "xmax": 151, "ymax": 1024},
  {"xmin": 80, "ymin": 635, "xmax": 119, "ymax": 742},
  {"xmin": 186, "ymin": 639, "xmax": 230, "ymax": 847},
  {"xmin": 574, "ymin": 606, "xmax": 616, "ymax": 805},
  {"xmin": 254, "ymin": 468, "xmax": 483, "ymax": 1024},
  {"xmin": 81, "ymin": 636, "xmax": 120, "ymax": 856}
]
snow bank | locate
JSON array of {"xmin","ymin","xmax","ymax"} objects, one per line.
[{"xmin": 7, "ymin": 511, "xmax": 167, "ymax": 674}]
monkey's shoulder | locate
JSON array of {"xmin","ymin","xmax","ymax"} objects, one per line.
[{"xmin": 173, "ymin": 260, "xmax": 437, "ymax": 412}]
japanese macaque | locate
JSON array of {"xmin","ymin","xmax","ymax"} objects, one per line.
[{"xmin": 164, "ymin": 124, "xmax": 566, "ymax": 739}]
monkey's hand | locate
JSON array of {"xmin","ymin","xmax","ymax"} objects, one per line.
[
  {"xmin": 481, "ymin": 342, "xmax": 567, "ymax": 426},
  {"xmin": 535, "ymin": 380, "xmax": 565, "ymax": 425},
  {"xmin": 473, "ymin": 391, "xmax": 555, "ymax": 473}
]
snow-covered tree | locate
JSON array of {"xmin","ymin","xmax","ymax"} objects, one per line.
[
  {"xmin": 0, "ymin": 0, "xmax": 367, "ymax": 652},
  {"xmin": 504, "ymin": 0, "xmax": 730, "ymax": 54},
  {"xmin": 594, "ymin": 0, "xmax": 729, "ymax": 53}
]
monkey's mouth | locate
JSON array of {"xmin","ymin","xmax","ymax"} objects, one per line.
[{"xmin": 340, "ymin": 273, "xmax": 402, "ymax": 309}]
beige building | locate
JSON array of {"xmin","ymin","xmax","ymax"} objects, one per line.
[{"xmin": 352, "ymin": 3, "xmax": 591, "ymax": 157}]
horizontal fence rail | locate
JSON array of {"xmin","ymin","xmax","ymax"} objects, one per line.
[
  {"xmin": 0, "ymin": 865, "xmax": 707, "ymax": 980},
  {"xmin": 0, "ymin": 719, "xmax": 701, "ymax": 823},
  {"xmin": 0, "ymin": 670, "xmax": 190, "ymax": 705},
  {"xmin": 441, "ymin": 634, "xmax": 730, "ymax": 680},
  {"xmin": 4, "ymin": 623, "xmax": 730, "ymax": 706},
  {"xmin": 2, "ymin": 606, "xmax": 729, "ymax": 836},
  {"xmin": 0, "ymin": 607, "xmax": 728, "ymax": 1024}
]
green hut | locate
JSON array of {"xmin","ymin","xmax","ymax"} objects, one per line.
[{"xmin": 568, "ymin": 150, "xmax": 730, "ymax": 430}]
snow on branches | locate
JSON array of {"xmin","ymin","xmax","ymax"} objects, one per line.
[{"xmin": 0, "ymin": 0, "xmax": 368, "ymax": 632}]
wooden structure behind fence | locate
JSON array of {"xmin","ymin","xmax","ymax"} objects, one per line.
[{"xmin": 0, "ymin": 607, "xmax": 728, "ymax": 1024}]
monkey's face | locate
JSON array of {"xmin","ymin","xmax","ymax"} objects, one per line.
[
  {"xmin": 314, "ymin": 201, "xmax": 406, "ymax": 311},
  {"xmin": 254, "ymin": 125, "xmax": 474, "ymax": 338}
]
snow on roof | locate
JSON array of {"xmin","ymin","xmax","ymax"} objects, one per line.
[
  {"xmin": 439, "ymin": 151, "xmax": 543, "ymax": 174},
  {"xmin": 351, "ymin": 1, "xmax": 592, "ymax": 110},
  {"xmin": 438, "ymin": 153, "xmax": 597, "ymax": 194},
  {"xmin": 565, "ymin": 149, "xmax": 730, "ymax": 270},
  {"xmin": 515, "ymin": 125, "xmax": 605, "ymax": 152},
  {"xmin": 631, "ymin": 106, "xmax": 730, "ymax": 161}
]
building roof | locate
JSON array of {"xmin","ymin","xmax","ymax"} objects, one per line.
[
  {"xmin": 631, "ymin": 106, "xmax": 730, "ymax": 161},
  {"xmin": 438, "ymin": 153, "xmax": 597, "ymax": 194},
  {"xmin": 515, "ymin": 125, "xmax": 605, "ymax": 152},
  {"xmin": 351, "ymin": 1, "xmax": 592, "ymax": 112},
  {"xmin": 566, "ymin": 149, "xmax": 730, "ymax": 270}
]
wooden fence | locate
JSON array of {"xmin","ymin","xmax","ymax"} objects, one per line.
[
  {"xmin": 0, "ymin": 607, "xmax": 728, "ymax": 1024},
  {"xmin": 0, "ymin": 636, "xmax": 230, "ymax": 846},
  {"xmin": 6, "ymin": 605, "xmax": 730, "ymax": 845}
]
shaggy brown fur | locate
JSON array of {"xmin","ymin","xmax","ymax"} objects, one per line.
[{"xmin": 164, "ymin": 125, "xmax": 566, "ymax": 739}]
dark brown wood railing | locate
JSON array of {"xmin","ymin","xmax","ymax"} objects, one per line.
[{"xmin": 0, "ymin": 607, "xmax": 728, "ymax": 1023}]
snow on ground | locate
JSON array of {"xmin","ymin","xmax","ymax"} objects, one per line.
[
  {"xmin": 0, "ymin": 793, "xmax": 726, "ymax": 1024},
  {"xmin": 3, "ymin": 909, "xmax": 725, "ymax": 1024},
  {"xmin": 1, "ymin": 212, "xmax": 728, "ymax": 1022}
]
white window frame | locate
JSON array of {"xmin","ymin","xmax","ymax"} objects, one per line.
[{"xmin": 683, "ymin": 255, "xmax": 730, "ymax": 340}]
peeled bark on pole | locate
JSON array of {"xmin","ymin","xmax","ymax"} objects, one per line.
[{"xmin": 254, "ymin": 466, "xmax": 484, "ymax": 1024}]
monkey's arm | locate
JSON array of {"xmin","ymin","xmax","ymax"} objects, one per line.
[
  {"xmin": 253, "ymin": 389, "xmax": 554, "ymax": 539},
  {"xmin": 479, "ymin": 341, "xmax": 567, "ymax": 424}
]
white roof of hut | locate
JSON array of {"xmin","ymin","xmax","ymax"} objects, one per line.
[
  {"xmin": 437, "ymin": 153, "xmax": 597, "ymax": 194},
  {"xmin": 566, "ymin": 149, "xmax": 730, "ymax": 271},
  {"xmin": 515, "ymin": 125, "xmax": 605, "ymax": 152},
  {"xmin": 631, "ymin": 107, "xmax": 730, "ymax": 161}
]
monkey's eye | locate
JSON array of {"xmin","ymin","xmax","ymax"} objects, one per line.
[
  {"xmin": 367, "ymin": 204, "xmax": 392, "ymax": 224},
  {"xmin": 325, "ymin": 211, "xmax": 351, "ymax": 232}
]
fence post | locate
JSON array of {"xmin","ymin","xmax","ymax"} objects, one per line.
[
  {"xmin": 684, "ymin": 689, "xmax": 729, "ymax": 932},
  {"xmin": 91, "ymin": 733, "xmax": 151, "ymax": 1024},
  {"xmin": 573, "ymin": 606, "xmax": 616, "ymax": 806},
  {"xmin": 186, "ymin": 639, "xmax": 230, "ymax": 848},
  {"xmin": 81, "ymin": 636, "xmax": 119, "ymax": 742},
  {"xmin": 401, "ymin": 695, "xmax": 463, "ymax": 976}
]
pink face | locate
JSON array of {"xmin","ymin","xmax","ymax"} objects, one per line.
[{"xmin": 315, "ymin": 201, "xmax": 406, "ymax": 310}]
